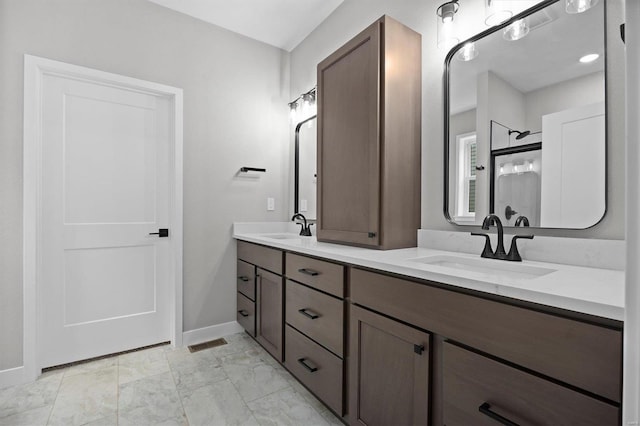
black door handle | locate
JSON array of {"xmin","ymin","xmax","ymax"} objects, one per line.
[
  {"xmin": 297, "ymin": 358, "xmax": 318, "ymax": 372},
  {"xmin": 238, "ymin": 310, "xmax": 249, "ymax": 317},
  {"xmin": 149, "ymin": 228, "xmax": 169, "ymax": 238},
  {"xmin": 238, "ymin": 276, "xmax": 250, "ymax": 282},
  {"xmin": 478, "ymin": 403, "xmax": 520, "ymax": 426}
]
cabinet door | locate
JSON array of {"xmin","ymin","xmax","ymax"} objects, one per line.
[
  {"xmin": 349, "ymin": 305, "xmax": 430, "ymax": 425},
  {"xmin": 317, "ymin": 20, "xmax": 381, "ymax": 247},
  {"xmin": 256, "ymin": 268, "xmax": 283, "ymax": 362}
]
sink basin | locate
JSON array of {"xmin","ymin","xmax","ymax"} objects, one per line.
[
  {"xmin": 260, "ymin": 233, "xmax": 301, "ymax": 240},
  {"xmin": 409, "ymin": 255, "xmax": 556, "ymax": 280}
]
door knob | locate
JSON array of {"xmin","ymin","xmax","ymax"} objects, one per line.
[{"xmin": 149, "ymin": 228, "xmax": 169, "ymax": 238}]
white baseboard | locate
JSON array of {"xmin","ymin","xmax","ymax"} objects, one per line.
[
  {"xmin": 182, "ymin": 321, "xmax": 244, "ymax": 347},
  {"xmin": 0, "ymin": 366, "xmax": 30, "ymax": 390}
]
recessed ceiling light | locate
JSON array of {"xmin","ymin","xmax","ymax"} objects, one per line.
[{"xmin": 579, "ymin": 53, "xmax": 600, "ymax": 63}]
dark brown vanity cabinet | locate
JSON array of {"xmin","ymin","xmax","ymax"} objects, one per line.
[
  {"xmin": 235, "ymin": 241, "xmax": 622, "ymax": 424},
  {"xmin": 236, "ymin": 241, "xmax": 284, "ymax": 361},
  {"xmin": 349, "ymin": 267, "xmax": 622, "ymax": 425},
  {"xmin": 283, "ymin": 253, "xmax": 346, "ymax": 416},
  {"xmin": 236, "ymin": 260, "xmax": 256, "ymax": 336},
  {"xmin": 349, "ymin": 304, "xmax": 430, "ymax": 425},
  {"xmin": 316, "ymin": 15, "xmax": 421, "ymax": 250}
]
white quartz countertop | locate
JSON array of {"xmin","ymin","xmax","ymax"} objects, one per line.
[{"xmin": 233, "ymin": 224, "xmax": 624, "ymax": 321}]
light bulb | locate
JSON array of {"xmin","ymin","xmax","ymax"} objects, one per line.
[
  {"xmin": 503, "ymin": 19, "xmax": 529, "ymax": 41},
  {"xmin": 566, "ymin": 0, "xmax": 599, "ymax": 14},
  {"xmin": 456, "ymin": 42, "xmax": 478, "ymax": 61}
]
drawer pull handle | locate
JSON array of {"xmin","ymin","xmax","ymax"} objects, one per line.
[
  {"xmin": 238, "ymin": 276, "xmax": 250, "ymax": 282},
  {"xmin": 238, "ymin": 310, "xmax": 250, "ymax": 317},
  {"xmin": 298, "ymin": 268, "xmax": 320, "ymax": 276},
  {"xmin": 297, "ymin": 358, "xmax": 318, "ymax": 373},
  {"xmin": 478, "ymin": 403, "xmax": 520, "ymax": 426},
  {"xmin": 413, "ymin": 344, "xmax": 425, "ymax": 355},
  {"xmin": 298, "ymin": 308, "xmax": 320, "ymax": 320}
]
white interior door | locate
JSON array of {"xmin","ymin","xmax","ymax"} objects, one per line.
[
  {"xmin": 540, "ymin": 102, "xmax": 605, "ymax": 228},
  {"xmin": 39, "ymin": 70, "xmax": 173, "ymax": 368}
]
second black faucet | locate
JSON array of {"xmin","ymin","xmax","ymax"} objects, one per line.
[{"xmin": 471, "ymin": 214, "xmax": 533, "ymax": 262}]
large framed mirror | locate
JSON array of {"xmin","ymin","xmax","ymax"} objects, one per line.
[
  {"xmin": 294, "ymin": 115, "xmax": 317, "ymax": 220},
  {"xmin": 444, "ymin": 0, "xmax": 606, "ymax": 229}
]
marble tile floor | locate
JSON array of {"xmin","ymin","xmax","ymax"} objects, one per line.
[{"xmin": 0, "ymin": 333, "xmax": 344, "ymax": 426}]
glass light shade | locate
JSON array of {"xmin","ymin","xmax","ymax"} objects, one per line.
[
  {"xmin": 503, "ymin": 19, "xmax": 529, "ymax": 41},
  {"xmin": 485, "ymin": 0, "xmax": 513, "ymax": 26},
  {"xmin": 566, "ymin": 0, "xmax": 599, "ymax": 14},
  {"xmin": 437, "ymin": 19, "xmax": 459, "ymax": 50},
  {"xmin": 456, "ymin": 43, "xmax": 479, "ymax": 61}
]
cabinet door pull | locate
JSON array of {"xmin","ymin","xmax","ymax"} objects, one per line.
[
  {"xmin": 413, "ymin": 344, "xmax": 425, "ymax": 355},
  {"xmin": 298, "ymin": 268, "xmax": 320, "ymax": 276},
  {"xmin": 297, "ymin": 358, "xmax": 318, "ymax": 372},
  {"xmin": 238, "ymin": 276, "xmax": 250, "ymax": 282},
  {"xmin": 298, "ymin": 308, "xmax": 320, "ymax": 320},
  {"xmin": 478, "ymin": 403, "xmax": 520, "ymax": 426},
  {"xmin": 238, "ymin": 310, "xmax": 250, "ymax": 317}
]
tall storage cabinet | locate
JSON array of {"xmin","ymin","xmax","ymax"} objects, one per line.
[{"xmin": 316, "ymin": 15, "xmax": 421, "ymax": 249}]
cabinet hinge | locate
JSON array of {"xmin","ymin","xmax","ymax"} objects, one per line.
[{"xmin": 413, "ymin": 344, "xmax": 425, "ymax": 355}]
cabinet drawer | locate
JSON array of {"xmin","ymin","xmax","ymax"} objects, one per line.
[
  {"xmin": 237, "ymin": 292, "xmax": 255, "ymax": 337},
  {"xmin": 237, "ymin": 241, "xmax": 283, "ymax": 274},
  {"xmin": 237, "ymin": 260, "xmax": 255, "ymax": 301},
  {"xmin": 443, "ymin": 342, "xmax": 618, "ymax": 425},
  {"xmin": 284, "ymin": 325, "xmax": 343, "ymax": 415},
  {"xmin": 350, "ymin": 268, "xmax": 622, "ymax": 402},
  {"xmin": 286, "ymin": 253, "xmax": 344, "ymax": 298},
  {"xmin": 286, "ymin": 280, "xmax": 344, "ymax": 357}
]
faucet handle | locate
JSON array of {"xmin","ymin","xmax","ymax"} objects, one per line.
[
  {"xmin": 471, "ymin": 232, "xmax": 494, "ymax": 259},
  {"xmin": 507, "ymin": 235, "xmax": 534, "ymax": 262}
]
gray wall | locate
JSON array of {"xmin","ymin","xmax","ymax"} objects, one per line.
[
  {"xmin": 525, "ymin": 71, "xmax": 605, "ymax": 132},
  {"xmin": 290, "ymin": 0, "xmax": 626, "ymax": 239},
  {"xmin": 0, "ymin": 0, "xmax": 290, "ymax": 370}
]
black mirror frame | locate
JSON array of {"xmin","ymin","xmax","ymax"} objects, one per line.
[
  {"xmin": 294, "ymin": 114, "xmax": 317, "ymax": 217},
  {"xmin": 442, "ymin": 0, "xmax": 608, "ymax": 230}
]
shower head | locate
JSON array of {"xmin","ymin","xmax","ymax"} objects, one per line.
[{"xmin": 509, "ymin": 129, "xmax": 531, "ymax": 140}]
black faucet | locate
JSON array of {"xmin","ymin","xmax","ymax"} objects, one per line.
[
  {"xmin": 506, "ymin": 215, "xmax": 534, "ymax": 261},
  {"xmin": 472, "ymin": 214, "xmax": 508, "ymax": 260},
  {"xmin": 291, "ymin": 213, "xmax": 313, "ymax": 236}
]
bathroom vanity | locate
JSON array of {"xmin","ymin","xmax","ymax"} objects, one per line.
[{"xmin": 233, "ymin": 225, "xmax": 624, "ymax": 425}]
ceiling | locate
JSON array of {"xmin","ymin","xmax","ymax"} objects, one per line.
[
  {"xmin": 449, "ymin": 1, "xmax": 605, "ymax": 114},
  {"xmin": 147, "ymin": 0, "xmax": 344, "ymax": 52}
]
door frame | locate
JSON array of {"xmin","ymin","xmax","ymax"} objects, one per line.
[{"xmin": 23, "ymin": 54, "xmax": 184, "ymax": 380}]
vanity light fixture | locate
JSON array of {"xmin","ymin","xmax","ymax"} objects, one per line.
[
  {"xmin": 288, "ymin": 86, "xmax": 316, "ymax": 122},
  {"xmin": 503, "ymin": 19, "xmax": 529, "ymax": 41},
  {"xmin": 456, "ymin": 42, "xmax": 479, "ymax": 61},
  {"xmin": 579, "ymin": 53, "xmax": 600, "ymax": 63},
  {"xmin": 437, "ymin": 0, "xmax": 460, "ymax": 50},
  {"xmin": 566, "ymin": 0, "xmax": 599, "ymax": 14}
]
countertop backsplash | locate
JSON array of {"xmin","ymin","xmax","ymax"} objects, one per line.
[{"xmin": 418, "ymin": 229, "xmax": 625, "ymax": 271}]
